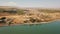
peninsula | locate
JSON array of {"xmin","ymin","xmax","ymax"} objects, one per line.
[{"xmin": 0, "ymin": 6, "xmax": 60, "ymax": 26}]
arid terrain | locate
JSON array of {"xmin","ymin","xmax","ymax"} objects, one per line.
[{"xmin": 0, "ymin": 6, "xmax": 60, "ymax": 25}]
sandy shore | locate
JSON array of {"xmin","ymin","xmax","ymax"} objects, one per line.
[
  {"xmin": 0, "ymin": 22, "xmax": 52, "ymax": 27},
  {"xmin": 0, "ymin": 19, "xmax": 60, "ymax": 27}
]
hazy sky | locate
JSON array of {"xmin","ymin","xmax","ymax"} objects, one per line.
[{"xmin": 0, "ymin": 0, "xmax": 60, "ymax": 8}]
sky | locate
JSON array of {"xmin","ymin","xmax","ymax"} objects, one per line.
[{"xmin": 0, "ymin": 0, "xmax": 60, "ymax": 8}]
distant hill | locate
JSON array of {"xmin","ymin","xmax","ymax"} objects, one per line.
[{"xmin": 0, "ymin": 6, "xmax": 17, "ymax": 8}]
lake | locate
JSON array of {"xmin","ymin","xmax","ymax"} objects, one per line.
[{"xmin": 0, "ymin": 20, "xmax": 60, "ymax": 34}]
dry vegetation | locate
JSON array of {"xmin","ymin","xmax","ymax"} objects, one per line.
[{"xmin": 0, "ymin": 6, "xmax": 60, "ymax": 25}]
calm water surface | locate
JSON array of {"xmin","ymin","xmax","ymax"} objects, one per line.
[{"xmin": 0, "ymin": 20, "xmax": 60, "ymax": 34}]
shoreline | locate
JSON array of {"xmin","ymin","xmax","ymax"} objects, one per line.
[{"xmin": 0, "ymin": 19, "xmax": 60, "ymax": 27}]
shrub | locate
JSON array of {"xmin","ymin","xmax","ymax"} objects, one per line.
[{"xmin": 17, "ymin": 9, "xmax": 25, "ymax": 15}]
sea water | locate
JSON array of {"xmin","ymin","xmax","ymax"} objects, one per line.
[{"xmin": 0, "ymin": 20, "xmax": 60, "ymax": 34}]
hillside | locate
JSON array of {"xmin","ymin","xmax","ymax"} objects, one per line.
[{"xmin": 0, "ymin": 6, "xmax": 60, "ymax": 25}]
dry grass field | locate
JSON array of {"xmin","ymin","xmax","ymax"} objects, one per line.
[{"xmin": 0, "ymin": 6, "xmax": 60, "ymax": 24}]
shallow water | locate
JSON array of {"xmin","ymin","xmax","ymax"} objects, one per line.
[{"xmin": 0, "ymin": 20, "xmax": 60, "ymax": 34}]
